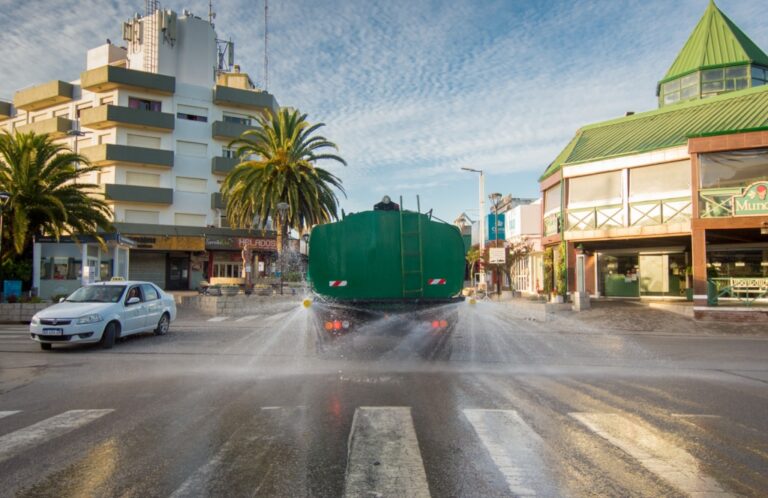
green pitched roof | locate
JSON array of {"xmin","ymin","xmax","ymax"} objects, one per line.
[
  {"xmin": 662, "ymin": 0, "xmax": 768, "ymax": 84},
  {"xmin": 539, "ymin": 84, "xmax": 768, "ymax": 181}
]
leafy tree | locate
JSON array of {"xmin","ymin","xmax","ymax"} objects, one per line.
[
  {"xmin": 465, "ymin": 246, "xmax": 481, "ymax": 284},
  {"xmin": 221, "ymin": 109, "xmax": 346, "ymax": 240},
  {"xmin": 0, "ymin": 131, "xmax": 112, "ymax": 259},
  {"xmin": 543, "ymin": 247, "xmax": 554, "ymax": 295}
]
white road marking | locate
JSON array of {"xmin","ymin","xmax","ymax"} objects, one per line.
[
  {"xmin": 207, "ymin": 316, "xmax": 229, "ymax": 322},
  {"xmin": 344, "ymin": 406, "xmax": 430, "ymax": 498},
  {"xmin": 0, "ymin": 409, "xmax": 113, "ymax": 463},
  {"xmin": 570, "ymin": 413, "xmax": 732, "ymax": 497},
  {"xmin": 235, "ymin": 315, "xmax": 258, "ymax": 322},
  {"xmin": 0, "ymin": 411, "xmax": 20, "ymax": 420},
  {"xmin": 464, "ymin": 409, "xmax": 557, "ymax": 497},
  {"xmin": 670, "ymin": 414, "xmax": 722, "ymax": 419}
]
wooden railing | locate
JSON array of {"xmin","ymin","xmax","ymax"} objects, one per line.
[{"xmin": 629, "ymin": 197, "xmax": 691, "ymax": 226}]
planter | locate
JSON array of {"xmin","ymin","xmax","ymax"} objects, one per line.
[
  {"xmin": 221, "ymin": 285, "xmax": 239, "ymax": 297},
  {"xmin": 685, "ymin": 288, "xmax": 694, "ymax": 301}
]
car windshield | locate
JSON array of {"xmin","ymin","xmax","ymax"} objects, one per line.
[{"xmin": 66, "ymin": 285, "xmax": 126, "ymax": 303}]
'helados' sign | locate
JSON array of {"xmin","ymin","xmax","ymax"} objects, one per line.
[{"xmin": 733, "ymin": 182, "xmax": 768, "ymax": 216}]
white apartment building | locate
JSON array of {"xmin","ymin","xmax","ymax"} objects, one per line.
[{"xmin": 0, "ymin": 7, "xmax": 280, "ymax": 298}]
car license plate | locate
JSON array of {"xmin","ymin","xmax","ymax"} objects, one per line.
[{"xmin": 42, "ymin": 328, "xmax": 64, "ymax": 335}]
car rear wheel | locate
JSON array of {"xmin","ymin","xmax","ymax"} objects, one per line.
[
  {"xmin": 154, "ymin": 313, "xmax": 170, "ymax": 336},
  {"xmin": 40, "ymin": 343, "xmax": 52, "ymax": 351},
  {"xmin": 101, "ymin": 322, "xmax": 118, "ymax": 349}
]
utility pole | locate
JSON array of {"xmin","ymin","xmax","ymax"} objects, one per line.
[{"xmin": 264, "ymin": 0, "xmax": 269, "ymax": 91}]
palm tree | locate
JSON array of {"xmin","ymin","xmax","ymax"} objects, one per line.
[
  {"xmin": 221, "ymin": 108, "xmax": 346, "ymax": 242},
  {"xmin": 0, "ymin": 131, "xmax": 113, "ymax": 259},
  {"xmin": 466, "ymin": 246, "xmax": 481, "ymax": 286}
]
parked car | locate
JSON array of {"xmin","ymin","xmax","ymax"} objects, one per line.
[{"xmin": 30, "ymin": 281, "xmax": 177, "ymax": 351}]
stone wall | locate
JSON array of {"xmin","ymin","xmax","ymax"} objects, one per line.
[
  {"xmin": 178, "ymin": 294, "xmax": 304, "ymax": 317},
  {"xmin": 0, "ymin": 303, "xmax": 51, "ymax": 323}
]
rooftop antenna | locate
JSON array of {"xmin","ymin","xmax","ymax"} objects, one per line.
[
  {"xmin": 264, "ymin": 0, "xmax": 269, "ymax": 91},
  {"xmin": 208, "ymin": 0, "xmax": 215, "ymax": 27}
]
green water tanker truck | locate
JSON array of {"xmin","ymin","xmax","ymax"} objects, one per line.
[{"xmin": 306, "ymin": 196, "xmax": 465, "ymax": 336}]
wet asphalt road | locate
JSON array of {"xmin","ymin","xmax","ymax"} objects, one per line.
[{"xmin": 0, "ymin": 301, "xmax": 767, "ymax": 497}]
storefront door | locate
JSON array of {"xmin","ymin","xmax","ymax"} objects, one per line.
[{"xmin": 166, "ymin": 256, "xmax": 190, "ymax": 290}]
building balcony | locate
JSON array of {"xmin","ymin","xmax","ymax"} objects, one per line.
[
  {"xmin": 105, "ymin": 184, "xmax": 173, "ymax": 205},
  {"xmin": 13, "ymin": 80, "xmax": 74, "ymax": 111},
  {"xmin": 16, "ymin": 117, "xmax": 75, "ymax": 138},
  {"xmin": 80, "ymin": 65, "xmax": 175, "ymax": 95},
  {"xmin": 213, "ymin": 85, "xmax": 278, "ymax": 114},
  {"xmin": 0, "ymin": 101, "xmax": 11, "ymax": 119},
  {"xmin": 211, "ymin": 156, "xmax": 239, "ymax": 175},
  {"xmin": 212, "ymin": 120, "xmax": 258, "ymax": 141},
  {"xmin": 80, "ymin": 144, "xmax": 174, "ymax": 168},
  {"xmin": 211, "ymin": 192, "xmax": 226, "ymax": 210},
  {"xmin": 80, "ymin": 105, "xmax": 175, "ymax": 132}
]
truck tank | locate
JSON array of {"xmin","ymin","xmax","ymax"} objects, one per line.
[{"xmin": 307, "ymin": 207, "xmax": 465, "ymax": 302}]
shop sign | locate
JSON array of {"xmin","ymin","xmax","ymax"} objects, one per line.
[
  {"xmin": 124, "ymin": 234, "xmax": 205, "ymax": 251},
  {"xmin": 206, "ymin": 235, "xmax": 277, "ymax": 251},
  {"xmin": 733, "ymin": 182, "xmax": 768, "ymax": 216},
  {"xmin": 488, "ymin": 247, "xmax": 506, "ymax": 264}
]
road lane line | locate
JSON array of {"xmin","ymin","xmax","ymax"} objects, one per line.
[
  {"xmin": 207, "ymin": 317, "xmax": 229, "ymax": 322},
  {"xmin": 570, "ymin": 413, "xmax": 732, "ymax": 496},
  {"xmin": 671, "ymin": 414, "xmax": 722, "ymax": 419},
  {"xmin": 0, "ymin": 411, "xmax": 20, "ymax": 420},
  {"xmin": 344, "ymin": 406, "xmax": 430, "ymax": 498},
  {"xmin": 464, "ymin": 409, "xmax": 557, "ymax": 497},
  {"xmin": 235, "ymin": 315, "xmax": 258, "ymax": 322},
  {"xmin": 0, "ymin": 409, "xmax": 113, "ymax": 463}
]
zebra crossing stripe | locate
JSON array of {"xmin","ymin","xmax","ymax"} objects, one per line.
[
  {"xmin": 207, "ymin": 316, "xmax": 229, "ymax": 322},
  {"xmin": 344, "ymin": 407, "xmax": 430, "ymax": 498},
  {"xmin": 0, "ymin": 411, "xmax": 20, "ymax": 420},
  {"xmin": 570, "ymin": 413, "xmax": 731, "ymax": 496},
  {"xmin": 0, "ymin": 409, "xmax": 113, "ymax": 463},
  {"xmin": 464, "ymin": 409, "xmax": 557, "ymax": 497}
]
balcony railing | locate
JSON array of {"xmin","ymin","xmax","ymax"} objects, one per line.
[
  {"xmin": 80, "ymin": 66, "xmax": 175, "ymax": 95},
  {"xmin": 13, "ymin": 80, "xmax": 74, "ymax": 111},
  {"xmin": 213, "ymin": 85, "xmax": 278, "ymax": 113},
  {"xmin": 629, "ymin": 197, "xmax": 691, "ymax": 226},
  {"xmin": 567, "ymin": 205, "xmax": 623, "ymax": 231},
  {"xmin": 105, "ymin": 184, "xmax": 173, "ymax": 205},
  {"xmin": 81, "ymin": 144, "xmax": 174, "ymax": 168},
  {"xmin": 0, "ymin": 101, "xmax": 11, "ymax": 119},
  {"xmin": 80, "ymin": 105, "xmax": 175, "ymax": 132},
  {"xmin": 543, "ymin": 213, "xmax": 560, "ymax": 236},
  {"xmin": 16, "ymin": 117, "xmax": 74, "ymax": 138},
  {"xmin": 211, "ymin": 192, "xmax": 227, "ymax": 209},
  {"xmin": 212, "ymin": 120, "xmax": 258, "ymax": 140},
  {"xmin": 211, "ymin": 156, "xmax": 239, "ymax": 175},
  {"xmin": 699, "ymin": 187, "xmax": 742, "ymax": 218}
]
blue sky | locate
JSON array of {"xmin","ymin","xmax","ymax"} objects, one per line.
[{"xmin": 1, "ymin": 0, "xmax": 767, "ymax": 222}]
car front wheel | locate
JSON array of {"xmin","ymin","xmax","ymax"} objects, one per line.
[
  {"xmin": 101, "ymin": 322, "xmax": 118, "ymax": 349},
  {"xmin": 154, "ymin": 313, "xmax": 170, "ymax": 336}
]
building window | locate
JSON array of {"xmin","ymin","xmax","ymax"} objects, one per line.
[
  {"xmin": 100, "ymin": 96, "xmax": 115, "ymax": 105},
  {"xmin": 700, "ymin": 148, "xmax": 768, "ymax": 188},
  {"xmin": 176, "ymin": 177, "xmax": 207, "ymax": 193},
  {"xmin": 629, "ymin": 161, "xmax": 691, "ymax": 201},
  {"xmin": 568, "ymin": 171, "xmax": 622, "ymax": 207},
  {"xmin": 212, "ymin": 262, "xmax": 242, "ymax": 278},
  {"xmin": 701, "ymin": 66, "xmax": 748, "ymax": 97},
  {"xmin": 126, "ymin": 172, "xmax": 160, "ymax": 187},
  {"xmin": 752, "ymin": 65, "xmax": 768, "ymax": 87},
  {"xmin": 76, "ymin": 104, "xmax": 92, "ymax": 118},
  {"xmin": 177, "ymin": 104, "xmax": 208, "ymax": 122},
  {"xmin": 127, "ymin": 133, "xmax": 161, "ymax": 148},
  {"xmin": 222, "ymin": 146, "xmax": 238, "ymax": 158},
  {"xmin": 53, "ymin": 109, "xmax": 70, "ymax": 119},
  {"xmin": 174, "ymin": 213, "xmax": 207, "ymax": 227},
  {"xmin": 223, "ymin": 113, "xmax": 251, "ymax": 126},
  {"xmin": 176, "ymin": 140, "xmax": 207, "ymax": 157},
  {"xmin": 543, "ymin": 184, "xmax": 561, "ymax": 215},
  {"xmin": 128, "ymin": 97, "xmax": 162, "ymax": 112},
  {"xmin": 125, "ymin": 209, "xmax": 160, "ymax": 224}
]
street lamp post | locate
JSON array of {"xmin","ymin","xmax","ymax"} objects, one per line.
[
  {"xmin": 276, "ymin": 202, "xmax": 289, "ymax": 295},
  {"xmin": 489, "ymin": 192, "xmax": 503, "ymax": 297},
  {"xmin": 67, "ymin": 129, "xmax": 92, "ymax": 183},
  {"xmin": 461, "ymin": 167, "xmax": 485, "ymax": 287}
]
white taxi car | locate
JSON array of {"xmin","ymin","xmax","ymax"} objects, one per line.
[{"xmin": 30, "ymin": 281, "xmax": 177, "ymax": 351}]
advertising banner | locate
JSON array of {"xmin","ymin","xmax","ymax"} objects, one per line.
[{"xmin": 486, "ymin": 213, "xmax": 505, "ymax": 241}]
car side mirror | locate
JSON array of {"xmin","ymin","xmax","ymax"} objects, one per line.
[
  {"xmin": 127, "ymin": 297, "xmax": 141, "ymax": 305},
  {"xmin": 59, "ymin": 297, "xmax": 65, "ymax": 303}
]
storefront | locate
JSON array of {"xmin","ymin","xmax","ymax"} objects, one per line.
[
  {"xmin": 123, "ymin": 234, "xmax": 206, "ymax": 291},
  {"xmin": 205, "ymin": 235, "xmax": 277, "ymax": 285},
  {"xmin": 596, "ymin": 249, "xmax": 689, "ymax": 298},
  {"xmin": 32, "ymin": 234, "xmax": 133, "ymax": 300}
]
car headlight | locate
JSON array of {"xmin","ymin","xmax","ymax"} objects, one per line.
[
  {"xmin": 30, "ymin": 315, "xmax": 40, "ymax": 325},
  {"xmin": 76, "ymin": 313, "xmax": 103, "ymax": 325}
]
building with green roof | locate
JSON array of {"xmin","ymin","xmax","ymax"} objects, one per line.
[{"xmin": 539, "ymin": 1, "xmax": 768, "ymax": 317}]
